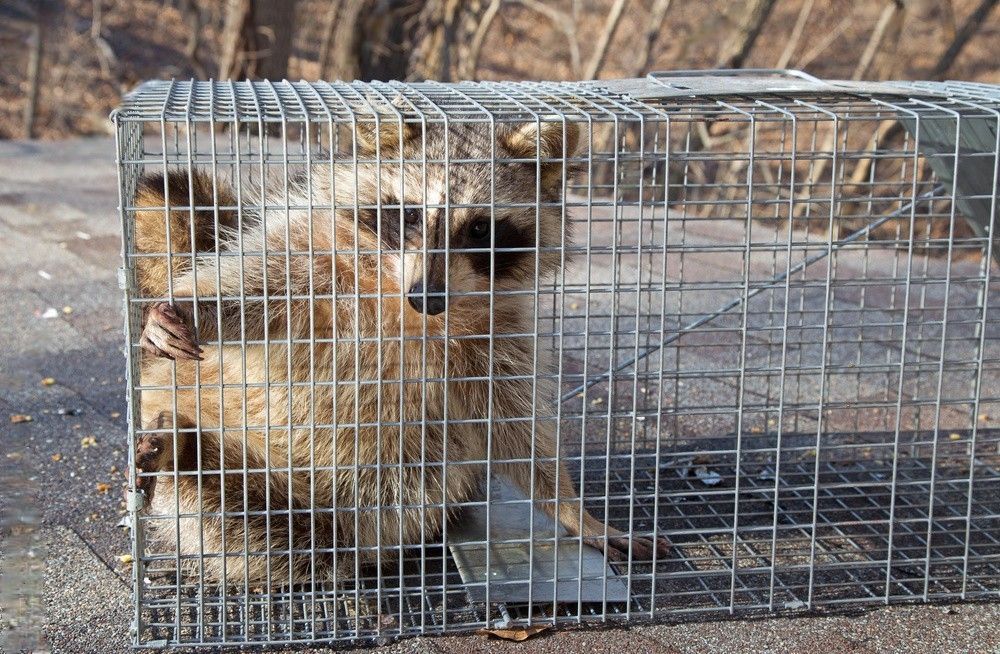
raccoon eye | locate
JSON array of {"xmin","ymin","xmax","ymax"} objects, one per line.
[
  {"xmin": 403, "ymin": 208, "xmax": 422, "ymax": 225},
  {"xmin": 468, "ymin": 218, "xmax": 491, "ymax": 241}
]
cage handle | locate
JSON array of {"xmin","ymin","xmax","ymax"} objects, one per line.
[{"xmin": 648, "ymin": 68, "xmax": 825, "ymax": 84}]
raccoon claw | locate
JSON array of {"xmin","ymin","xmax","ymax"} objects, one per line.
[
  {"xmin": 141, "ymin": 301, "xmax": 203, "ymax": 361},
  {"xmin": 133, "ymin": 433, "xmax": 167, "ymax": 502},
  {"xmin": 588, "ymin": 534, "xmax": 671, "ymax": 563}
]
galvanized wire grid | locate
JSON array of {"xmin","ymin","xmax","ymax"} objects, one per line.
[{"xmin": 114, "ymin": 74, "xmax": 1000, "ymax": 648}]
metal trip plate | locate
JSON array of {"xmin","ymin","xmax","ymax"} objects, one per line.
[{"xmin": 448, "ymin": 478, "xmax": 629, "ymax": 604}]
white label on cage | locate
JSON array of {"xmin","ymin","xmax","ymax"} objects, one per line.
[{"xmin": 448, "ymin": 477, "xmax": 629, "ymax": 605}]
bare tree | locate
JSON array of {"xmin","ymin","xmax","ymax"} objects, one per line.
[
  {"xmin": 931, "ymin": 0, "xmax": 997, "ymax": 79},
  {"xmin": 180, "ymin": 0, "xmax": 207, "ymax": 78},
  {"xmin": 462, "ymin": 0, "xmax": 501, "ymax": 79},
  {"xmin": 254, "ymin": 0, "xmax": 299, "ymax": 80},
  {"xmin": 511, "ymin": 0, "xmax": 581, "ymax": 78},
  {"xmin": 24, "ymin": 0, "xmax": 52, "ymax": 139},
  {"xmin": 218, "ymin": 0, "xmax": 255, "ymax": 79},
  {"xmin": 316, "ymin": 0, "xmax": 341, "ymax": 77},
  {"xmin": 775, "ymin": 0, "xmax": 815, "ymax": 69},
  {"xmin": 583, "ymin": 0, "xmax": 628, "ymax": 80},
  {"xmin": 715, "ymin": 0, "xmax": 778, "ymax": 69},
  {"xmin": 851, "ymin": 0, "xmax": 906, "ymax": 80},
  {"xmin": 219, "ymin": 0, "xmax": 299, "ymax": 80},
  {"xmin": 632, "ymin": 0, "xmax": 674, "ymax": 76},
  {"xmin": 322, "ymin": 0, "xmax": 423, "ymax": 81}
]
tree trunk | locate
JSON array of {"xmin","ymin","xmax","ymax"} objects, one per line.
[
  {"xmin": 253, "ymin": 0, "xmax": 299, "ymax": 80},
  {"xmin": 219, "ymin": 0, "xmax": 298, "ymax": 80},
  {"xmin": 24, "ymin": 1, "xmax": 50, "ymax": 139},
  {"xmin": 317, "ymin": 0, "xmax": 341, "ymax": 77},
  {"xmin": 218, "ymin": 0, "xmax": 255, "ymax": 79},
  {"xmin": 325, "ymin": 0, "xmax": 422, "ymax": 81},
  {"xmin": 408, "ymin": 0, "xmax": 484, "ymax": 82},
  {"xmin": 462, "ymin": 0, "xmax": 502, "ymax": 79},
  {"xmin": 715, "ymin": 0, "xmax": 778, "ymax": 69}
]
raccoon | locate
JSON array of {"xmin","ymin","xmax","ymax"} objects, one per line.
[{"xmin": 131, "ymin": 116, "xmax": 668, "ymax": 585}]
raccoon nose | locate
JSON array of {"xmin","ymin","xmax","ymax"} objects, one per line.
[{"xmin": 407, "ymin": 281, "xmax": 447, "ymax": 316}]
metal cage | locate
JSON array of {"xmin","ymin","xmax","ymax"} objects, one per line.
[{"xmin": 113, "ymin": 70, "xmax": 1000, "ymax": 648}]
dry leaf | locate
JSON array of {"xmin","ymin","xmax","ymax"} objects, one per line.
[
  {"xmin": 81, "ymin": 435, "xmax": 97, "ymax": 448},
  {"xmin": 10, "ymin": 414, "xmax": 33, "ymax": 424},
  {"xmin": 96, "ymin": 482, "xmax": 111, "ymax": 494},
  {"xmin": 110, "ymin": 411, "xmax": 121, "ymax": 419},
  {"xmin": 478, "ymin": 626, "xmax": 550, "ymax": 642},
  {"xmin": 118, "ymin": 554, "xmax": 133, "ymax": 565},
  {"xmin": 62, "ymin": 306, "xmax": 73, "ymax": 315},
  {"xmin": 40, "ymin": 377, "xmax": 55, "ymax": 386},
  {"xmin": 51, "ymin": 453, "xmax": 62, "ymax": 462},
  {"xmin": 949, "ymin": 433, "xmax": 962, "ymax": 441}
]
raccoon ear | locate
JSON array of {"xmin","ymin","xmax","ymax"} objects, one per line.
[
  {"xmin": 354, "ymin": 94, "xmax": 421, "ymax": 156},
  {"xmin": 499, "ymin": 120, "xmax": 580, "ymax": 186},
  {"xmin": 354, "ymin": 120, "xmax": 420, "ymax": 156}
]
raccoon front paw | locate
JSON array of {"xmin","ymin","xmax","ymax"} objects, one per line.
[
  {"xmin": 131, "ymin": 412, "xmax": 174, "ymax": 503},
  {"xmin": 141, "ymin": 301, "xmax": 203, "ymax": 361},
  {"xmin": 587, "ymin": 533, "xmax": 671, "ymax": 563}
]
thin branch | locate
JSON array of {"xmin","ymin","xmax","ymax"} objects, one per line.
[
  {"xmin": 775, "ymin": 0, "xmax": 815, "ymax": 69},
  {"xmin": 583, "ymin": 0, "xmax": 627, "ymax": 80},
  {"xmin": 632, "ymin": 0, "xmax": 673, "ymax": 76},
  {"xmin": 796, "ymin": 11, "xmax": 854, "ymax": 70},
  {"xmin": 465, "ymin": 0, "xmax": 501, "ymax": 79},
  {"xmin": 931, "ymin": 0, "xmax": 998, "ymax": 79},
  {"xmin": 715, "ymin": 0, "xmax": 778, "ymax": 69},
  {"xmin": 511, "ymin": 0, "xmax": 581, "ymax": 77},
  {"xmin": 851, "ymin": 0, "xmax": 903, "ymax": 80}
]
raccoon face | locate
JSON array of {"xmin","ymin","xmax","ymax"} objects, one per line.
[{"xmin": 339, "ymin": 119, "xmax": 580, "ymax": 318}]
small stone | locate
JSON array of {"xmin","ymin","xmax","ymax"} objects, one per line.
[
  {"xmin": 949, "ymin": 433, "xmax": 962, "ymax": 441},
  {"xmin": 62, "ymin": 306, "xmax": 73, "ymax": 315},
  {"xmin": 110, "ymin": 411, "xmax": 121, "ymax": 419}
]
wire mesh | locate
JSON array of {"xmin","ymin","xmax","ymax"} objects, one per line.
[{"xmin": 113, "ymin": 72, "xmax": 1000, "ymax": 648}]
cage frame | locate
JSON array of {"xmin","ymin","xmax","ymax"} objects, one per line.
[{"xmin": 113, "ymin": 70, "xmax": 1000, "ymax": 648}]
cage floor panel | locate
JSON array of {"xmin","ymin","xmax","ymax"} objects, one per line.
[{"xmin": 138, "ymin": 455, "xmax": 1000, "ymax": 647}]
